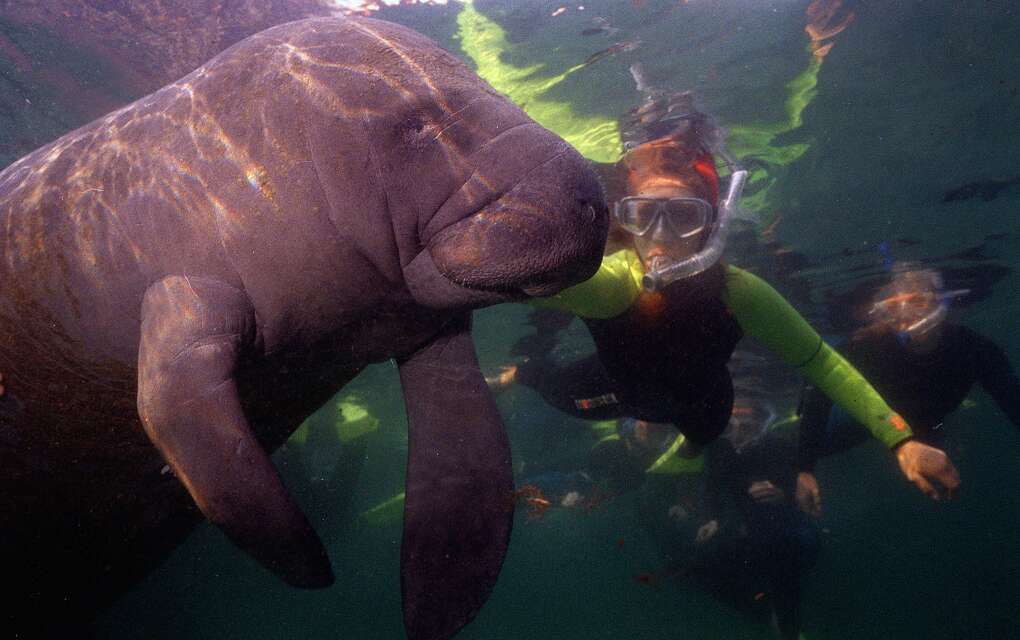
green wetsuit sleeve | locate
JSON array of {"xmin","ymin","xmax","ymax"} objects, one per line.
[
  {"xmin": 530, "ymin": 250, "xmax": 642, "ymax": 319},
  {"xmin": 722, "ymin": 265, "xmax": 913, "ymax": 449}
]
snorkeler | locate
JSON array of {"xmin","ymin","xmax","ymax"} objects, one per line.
[
  {"xmin": 523, "ymin": 69, "xmax": 959, "ymax": 501},
  {"xmin": 691, "ymin": 408, "xmax": 819, "ymax": 640},
  {"xmin": 795, "ymin": 264, "xmax": 1020, "ymax": 517}
]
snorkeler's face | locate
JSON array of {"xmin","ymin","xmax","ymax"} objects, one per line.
[
  {"xmin": 896, "ymin": 292, "xmax": 937, "ymax": 327},
  {"xmin": 621, "ymin": 184, "xmax": 712, "ymax": 269},
  {"xmin": 868, "ymin": 285, "xmax": 945, "ymax": 352}
]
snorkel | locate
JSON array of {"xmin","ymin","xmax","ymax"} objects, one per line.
[{"xmin": 642, "ymin": 155, "xmax": 748, "ymax": 292}]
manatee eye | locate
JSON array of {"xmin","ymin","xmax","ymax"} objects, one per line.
[
  {"xmin": 401, "ymin": 113, "xmax": 435, "ymax": 150},
  {"xmin": 407, "ymin": 115, "xmax": 425, "ymax": 133}
]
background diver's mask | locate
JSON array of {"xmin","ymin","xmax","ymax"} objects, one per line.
[
  {"xmin": 723, "ymin": 399, "xmax": 779, "ymax": 453},
  {"xmin": 866, "ymin": 268, "xmax": 968, "ymax": 344},
  {"xmin": 615, "ymin": 165, "xmax": 748, "ymax": 292}
]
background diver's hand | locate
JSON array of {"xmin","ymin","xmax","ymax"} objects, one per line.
[
  {"xmin": 667, "ymin": 503, "xmax": 690, "ymax": 522},
  {"xmin": 895, "ymin": 439, "xmax": 960, "ymax": 500},
  {"xmin": 747, "ymin": 480, "xmax": 785, "ymax": 505},
  {"xmin": 796, "ymin": 471, "xmax": 822, "ymax": 518},
  {"xmin": 695, "ymin": 519, "xmax": 719, "ymax": 544}
]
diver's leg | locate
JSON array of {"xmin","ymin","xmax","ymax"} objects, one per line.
[
  {"xmin": 517, "ymin": 352, "xmax": 624, "ymax": 420},
  {"xmin": 675, "ymin": 370, "xmax": 735, "ymax": 456},
  {"xmin": 770, "ymin": 574, "xmax": 804, "ymax": 640},
  {"xmin": 755, "ymin": 507, "xmax": 814, "ymax": 640}
]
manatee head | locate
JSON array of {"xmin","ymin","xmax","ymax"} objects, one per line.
[
  {"xmin": 312, "ymin": 17, "xmax": 608, "ymax": 310},
  {"xmin": 322, "ymin": 19, "xmax": 607, "ymax": 310},
  {"xmin": 404, "ymin": 122, "xmax": 608, "ymax": 309}
]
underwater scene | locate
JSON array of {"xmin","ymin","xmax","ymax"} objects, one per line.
[{"xmin": 0, "ymin": 1, "xmax": 1017, "ymax": 639}]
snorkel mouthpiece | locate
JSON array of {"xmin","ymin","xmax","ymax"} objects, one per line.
[
  {"xmin": 645, "ymin": 255, "xmax": 670, "ymax": 281},
  {"xmin": 642, "ymin": 168, "xmax": 748, "ymax": 292}
]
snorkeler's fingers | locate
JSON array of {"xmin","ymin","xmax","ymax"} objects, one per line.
[
  {"xmin": 920, "ymin": 447, "xmax": 961, "ymax": 499},
  {"xmin": 933, "ymin": 458, "xmax": 961, "ymax": 499},
  {"xmin": 795, "ymin": 473, "xmax": 822, "ymax": 517},
  {"xmin": 897, "ymin": 440, "xmax": 961, "ymax": 500},
  {"xmin": 749, "ymin": 482, "xmax": 784, "ymax": 504},
  {"xmin": 696, "ymin": 520, "xmax": 718, "ymax": 543},
  {"xmin": 911, "ymin": 472, "xmax": 939, "ymax": 500}
]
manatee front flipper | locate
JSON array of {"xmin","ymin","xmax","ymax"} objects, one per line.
[
  {"xmin": 137, "ymin": 276, "xmax": 333, "ymax": 588},
  {"xmin": 398, "ymin": 315, "xmax": 514, "ymax": 640}
]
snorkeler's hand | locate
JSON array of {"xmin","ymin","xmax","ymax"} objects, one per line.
[
  {"xmin": 895, "ymin": 440, "xmax": 960, "ymax": 500},
  {"xmin": 747, "ymin": 480, "xmax": 785, "ymax": 504},
  {"xmin": 796, "ymin": 471, "xmax": 822, "ymax": 518},
  {"xmin": 695, "ymin": 519, "xmax": 719, "ymax": 544},
  {"xmin": 667, "ymin": 504, "xmax": 690, "ymax": 522}
]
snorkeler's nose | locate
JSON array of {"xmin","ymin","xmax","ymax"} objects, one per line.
[{"xmin": 643, "ymin": 215, "xmax": 673, "ymax": 247}]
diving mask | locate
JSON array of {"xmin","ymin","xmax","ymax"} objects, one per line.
[
  {"xmin": 630, "ymin": 166, "xmax": 747, "ymax": 292},
  {"xmin": 867, "ymin": 268, "xmax": 968, "ymax": 342},
  {"xmin": 614, "ymin": 196, "xmax": 713, "ymax": 239}
]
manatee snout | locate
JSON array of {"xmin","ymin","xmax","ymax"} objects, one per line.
[{"xmin": 426, "ymin": 145, "xmax": 609, "ymax": 301}]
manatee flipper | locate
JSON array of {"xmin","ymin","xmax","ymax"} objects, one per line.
[
  {"xmin": 137, "ymin": 276, "xmax": 333, "ymax": 588},
  {"xmin": 398, "ymin": 315, "xmax": 514, "ymax": 640}
]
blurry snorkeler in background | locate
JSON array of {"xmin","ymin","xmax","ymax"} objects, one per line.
[
  {"xmin": 524, "ymin": 64, "xmax": 959, "ymax": 500},
  {"xmin": 796, "ymin": 263, "xmax": 1020, "ymax": 517},
  {"xmin": 691, "ymin": 402, "xmax": 820, "ymax": 640}
]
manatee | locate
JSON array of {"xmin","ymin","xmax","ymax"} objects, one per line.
[{"xmin": 0, "ymin": 16, "xmax": 607, "ymax": 638}]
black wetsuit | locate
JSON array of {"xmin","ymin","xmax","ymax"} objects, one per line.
[
  {"xmin": 696, "ymin": 433, "xmax": 819, "ymax": 640},
  {"xmin": 798, "ymin": 323, "xmax": 1020, "ymax": 470},
  {"xmin": 516, "ymin": 265, "xmax": 743, "ymax": 445},
  {"xmin": 585, "ymin": 265, "xmax": 742, "ymax": 444}
]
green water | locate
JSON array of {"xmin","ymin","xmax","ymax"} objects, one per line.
[{"xmin": 7, "ymin": 0, "xmax": 1014, "ymax": 638}]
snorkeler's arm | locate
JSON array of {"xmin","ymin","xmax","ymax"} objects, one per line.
[
  {"xmin": 529, "ymin": 249, "xmax": 642, "ymax": 319},
  {"xmin": 970, "ymin": 328, "xmax": 1020, "ymax": 428},
  {"xmin": 722, "ymin": 265, "xmax": 912, "ymax": 449}
]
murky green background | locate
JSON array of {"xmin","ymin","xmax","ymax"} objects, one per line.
[{"xmin": 3, "ymin": 1, "xmax": 1017, "ymax": 638}]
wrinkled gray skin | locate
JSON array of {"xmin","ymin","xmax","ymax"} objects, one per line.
[{"xmin": 0, "ymin": 16, "xmax": 607, "ymax": 639}]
